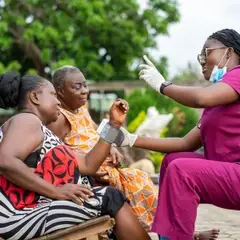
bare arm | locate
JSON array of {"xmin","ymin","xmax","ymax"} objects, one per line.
[
  {"xmin": 92, "ymin": 119, "xmax": 121, "ymax": 163},
  {"xmin": 76, "ymin": 138, "xmax": 112, "ymax": 175},
  {"xmin": 133, "ymin": 127, "xmax": 202, "ymax": 153},
  {"xmin": 140, "ymin": 56, "xmax": 239, "ymax": 108},
  {"xmin": 75, "ymin": 100, "xmax": 128, "ymax": 175},
  {"xmin": 163, "ymin": 82, "xmax": 238, "ymax": 108},
  {"xmin": 0, "ymin": 114, "xmax": 59, "ymax": 199}
]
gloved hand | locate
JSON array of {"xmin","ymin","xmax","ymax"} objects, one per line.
[
  {"xmin": 139, "ymin": 55, "xmax": 166, "ymax": 92},
  {"xmin": 119, "ymin": 127, "xmax": 138, "ymax": 147}
]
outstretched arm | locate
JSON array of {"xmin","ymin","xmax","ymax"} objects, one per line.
[
  {"xmin": 161, "ymin": 83, "xmax": 238, "ymax": 108},
  {"xmin": 139, "ymin": 56, "xmax": 239, "ymax": 108},
  {"xmin": 75, "ymin": 99, "xmax": 128, "ymax": 175},
  {"xmin": 133, "ymin": 127, "xmax": 202, "ymax": 153}
]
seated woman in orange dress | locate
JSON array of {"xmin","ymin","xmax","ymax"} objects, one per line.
[{"xmin": 47, "ymin": 66, "xmax": 157, "ymax": 231}]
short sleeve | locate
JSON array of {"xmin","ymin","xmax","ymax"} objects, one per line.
[{"xmin": 222, "ymin": 66, "xmax": 240, "ymax": 94}]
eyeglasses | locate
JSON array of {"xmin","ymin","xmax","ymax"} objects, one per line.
[{"xmin": 197, "ymin": 47, "xmax": 227, "ymax": 64}]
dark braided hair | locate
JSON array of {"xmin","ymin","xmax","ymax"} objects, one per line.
[
  {"xmin": 208, "ymin": 29, "xmax": 240, "ymax": 57},
  {"xmin": 52, "ymin": 66, "xmax": 80, "ymax": 89},
  {"xmin": 0, "ymin": 72, "xmax": 46, "ymax": 109}
]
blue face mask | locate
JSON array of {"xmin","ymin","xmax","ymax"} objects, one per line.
[
  {"xmin": 209, "ymin": 65, "xmax": 227, "ymax": 83},
  {"xmin": 209, "ymin": 49, "xmax": 230, "ymax": 84}
]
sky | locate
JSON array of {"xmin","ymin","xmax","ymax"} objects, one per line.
[{"xmin": 139, "ymin": 0, "xmax": 240, "ymax": 77}]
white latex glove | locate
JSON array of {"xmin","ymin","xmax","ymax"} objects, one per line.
[
  {"xmin": 119, "ymin": 127, "xmax": 138, "ymax": 147},
  {"xmin": 139, "ymin": 55, "xmax": 166, "ymax": 92}
]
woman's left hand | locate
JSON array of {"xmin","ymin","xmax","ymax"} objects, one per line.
[
  {"xmin": 106, "ymin": 147, "xmax": 124, "ymax": 168},
  {"xmin": 109, "ymin": 99, "xmax": 129, "ymax": 128},
  {"xmin": 92, "ymin": 170, "xmax": 109, "ymax": 184}
]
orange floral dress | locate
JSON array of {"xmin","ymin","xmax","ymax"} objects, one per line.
[{"xmin": 61, "ymin": 105, "xmax": 157, "ymax": 230}]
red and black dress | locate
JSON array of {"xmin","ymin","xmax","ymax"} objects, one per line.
[{"xmin": 0, "ymin": 124, "xmax": 126, "ymax": 240}]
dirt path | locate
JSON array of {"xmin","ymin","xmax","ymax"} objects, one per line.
[
  {"xmin": 196, "ymin": 205, "xmax": 240, "ymax": 240},
  {"xmin": 150, "ymin": 204, "xmax": 240, "ymax": 240}
]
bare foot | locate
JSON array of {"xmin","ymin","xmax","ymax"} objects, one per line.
[{"xmin": 194, "ymin": 229, "xmax": 220, "ymax": 240}]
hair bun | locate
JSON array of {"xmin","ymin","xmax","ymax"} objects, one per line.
[{"xmin": 0, "ymin": 72, "xmax": 21, "ymax": 109}]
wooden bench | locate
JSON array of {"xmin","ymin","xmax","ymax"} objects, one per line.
[{"xmin": 31, "ymin": 215, "xmax": 115, "ymax": 240}]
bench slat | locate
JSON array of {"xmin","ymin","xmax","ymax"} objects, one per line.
[{"xmin": 32, "ymin": 216, "xmax": 115, "ymax": 240}]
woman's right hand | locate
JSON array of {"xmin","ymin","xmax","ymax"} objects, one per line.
[
  {"xmin": 139, "ymin": 55, "xmax": 166, "ymax": 92},
  {"xmin": 109, "ymin": 99, "xmax": 129, "ymax": 128},
  {"xmin": 54, "ymin": 183, "xmax": 94, "ymax": 205}
]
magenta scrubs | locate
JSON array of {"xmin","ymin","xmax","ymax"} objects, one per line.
[{"xmin": 152, "ymin": 66, "xmax": 240, "ymax": 240}]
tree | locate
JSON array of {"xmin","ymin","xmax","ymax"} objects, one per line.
[
  {"xmin": 0, "ymin": 0, "xmax": 179, "ymax": 80},
  {"xmin": 172, "ymin": 62, "xmax": 205, "ymax": 86}
]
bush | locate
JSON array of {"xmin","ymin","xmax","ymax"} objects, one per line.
[
  {"xmin": 148, "ymin": 127, "xmax": 168, "ymax": 172},
  {"xmin": 126, "ymin": 109, "xmax": 169, "ymax": 172},
  {"xmin": 127, "ymin": 111, "xmax": 146, "ymax": 133},
  {"xmin": 126, "ymin": 88, "xmax": 199, "ymax": 138}
]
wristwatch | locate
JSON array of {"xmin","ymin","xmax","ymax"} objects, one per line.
[{"xmin": 160, "ymin": 81, "xmax": 172, "ymax": 95}]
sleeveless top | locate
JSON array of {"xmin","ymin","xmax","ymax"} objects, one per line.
[
  {"xmin": 0, "ymin": 124, "xmax": 62, "ymax": 168},
  {"xmin": 60, "ymin": 105, "xmax": 99, "ymax": 155},
  {"xmin": 0, "ymin": 124, "xmax": 87, "ymax": 209}
]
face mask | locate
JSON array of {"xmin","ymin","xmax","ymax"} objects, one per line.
[
  {"xmin": 209, "ymin": 49, "xmax": 230, "ymax": 84},
  {"xmin": 209, "ymin": 65, "xmax": 227, "ymax": 83}
]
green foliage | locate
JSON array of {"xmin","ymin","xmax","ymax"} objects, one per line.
[
  {"xmin": 126, "ymin": 89, "xmax": 157, "ymax": 125},
  {"xmin": 149, "ymin": 151, "xmax": 165, "ymax": 173},
  {"xmin": 126, "ymin": 88, "xmax": 199, "ymax": 137},
  {"xmin": 172, "ymin": 62, "xmax": 202, "ymax": 85},
  {"xmin": 127, "ymin": 111, "xmax": 146, "ymax": 133},
  {"xmin": 0, "ymin": 61, "xmax": 21, "ymax": 74},
  {"xmin": 160, "ymin": 126, "xmax": 168, "ymax": 138},
  {"xmin": 126, "ymin": 109, "xmax": 169, "ymax": 173},
  {"xmin": 148, "ymin": 126, "xmax": 168, "ymax": 172},
  {"xmin": 0, "ymin": 108, "xmax": 16, "ymax": 115},
  {"xmin": 0, "ymin": 0, "xmax": 180, "ymax": 79}
]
